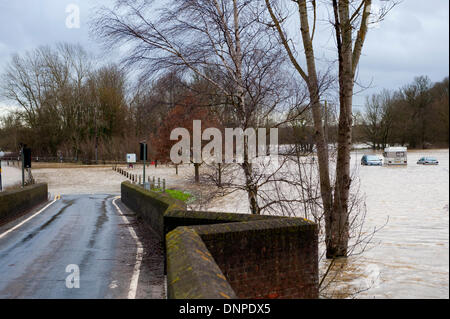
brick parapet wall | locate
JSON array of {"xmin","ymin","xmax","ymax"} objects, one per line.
[
  {"xmin": 193, "ymin": 219, "xmax": 318, "ymax": 299},
  {"xmin": 121, "ymin": 182, "xmax": 186, "ymax": 237},
  {"xmin": 166, "ymin": 226, "xmax": 237, "ymax": 299},
  {"xmin": 0, "ymin": 183, "xmax": 48, "ymax": 224},
  {"xmin": 121, "ymin": 181, "xmax": 319, "ymax": 299}
]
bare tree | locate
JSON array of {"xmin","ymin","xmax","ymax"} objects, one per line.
[
  {"xmin": 0, "ymin": 43, "xmax": 131, "ymax": 161},
  {"xmin": 361, "ymin": 90, "xmax": 394, "ymax": 149},
  {"xmin": 264, "ymin": 0, "xmax": 396, "ymax": 258},
  {"xmin": 92, "ymin": 0, "xmax": 295, "ymax": 214}
]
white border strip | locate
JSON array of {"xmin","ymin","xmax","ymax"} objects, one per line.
[
  {"xmin": 0, "ymin": 194, "xmax": 60, "ymax": 240},
  {"xmin": 112, "ymin": 196, "xmax": 143, "ymax": 299}
]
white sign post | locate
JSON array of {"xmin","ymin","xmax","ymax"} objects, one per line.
[
  {"xmin": 126, "ymin": 153, "xmax": 136, "ymax": 168},
  {"xmin": 126, "ymin": 153, "xmax": 136, "ymax": 163}
]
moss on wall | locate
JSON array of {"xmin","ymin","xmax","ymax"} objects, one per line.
[
  {"xmin": 121, "ymin": 182, "xmax": 186, "ymax": 238},
  {"xmin": 166, "ymin": 226, "xmax": 237, "ymax": 299},
  {"xmin": 121, "ymin": 181, "xmax": 319, "ymax": 299},
  {"xmin": 0, "ymin": 183, "xmax": 48, "ymax": 223}
]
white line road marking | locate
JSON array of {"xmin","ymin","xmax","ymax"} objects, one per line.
[
  {"xmin": 112, "ymin": 196, "xmax": 143, "ymax": 299},
  {"xmin": 0, "ymin": 195, "xmax": 60, "ymax": 240}
]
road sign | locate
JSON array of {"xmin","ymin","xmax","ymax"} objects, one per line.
[
  {"xmin": 23, "ymin": 148, "xmax": 31, "ymax": 168},
  {"xmin": 140, "ymin": 142, "xmax": 147, "ymax": 184},
  {"xmin": 126, "ymin": 153, "xmax": 136, "ymax": 163},
  {"xmin": 140, "ymin": 142, "xmax": 147, "ymax": 161}
]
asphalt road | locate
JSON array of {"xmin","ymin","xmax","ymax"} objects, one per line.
[{"xmin": 0, "ymin": 194, "xmax": 163, "ymax": 299}]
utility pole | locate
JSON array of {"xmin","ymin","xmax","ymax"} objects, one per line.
[
  {"xmin": 0, "ymin": 151, "xmax": 3, "ymax": 192},
  {"xmin": 143, "ymin": 143, "xmax": 146, "ymax": 184},
  {"xmin": 21, "ymin": 145, "xmax": 25, "ymax": 188},
  {"xmin": 140, "ymin": 141, "xmax": 147, "ymax": 185},
  {"xmin": 95, "ymin": 107, "xmax": 98, "ymax": 164},
  {"xmin": 324, "ymin": 100, "xmax": 329, "ymax": 146}
]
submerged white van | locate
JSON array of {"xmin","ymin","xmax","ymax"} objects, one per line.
[{"xmin": 383, "ymin": 147, "xmax": 407, "ymax": 165}]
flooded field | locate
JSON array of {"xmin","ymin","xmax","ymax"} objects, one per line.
[
  {"xmin": 196, "ymin": 148, "xmax": 449, "ymax": 298},
  {"xmin": 1, "ymin": 149, "xmax": 448, "ymax": 298},
  {"xmin": 346, "ymin": 149, "xmax": 449, "ymax": 298}
]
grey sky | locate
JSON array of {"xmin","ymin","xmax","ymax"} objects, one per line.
[{"xmin": 0, "ymin": 0, "xmax": 448, "ymax": 113}]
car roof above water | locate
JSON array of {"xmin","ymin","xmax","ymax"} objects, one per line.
[
  {"xmin": 362, "ymin": 155, "xmax": 382, "ymax": 162},
  {"xmin": 384, "ymin": 147, "xmax": 407, "ymax": 152}
]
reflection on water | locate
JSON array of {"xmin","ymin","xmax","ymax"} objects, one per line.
[{"xmin": 334, "ymin": 149, "xmax": 449, "ymax": 299}]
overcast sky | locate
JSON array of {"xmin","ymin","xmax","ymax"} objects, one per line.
[{"xmin": 0, "ymin": 0, "xmax": 448, "ymax": 113}]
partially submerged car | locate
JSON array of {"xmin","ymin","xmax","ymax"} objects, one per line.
[
  {"xmin": 417, "ymin": 157, "xmax": 439, "ymax": 165},
  {"xmin": 361, "ymin": 154, "xmax": 383, "ymax": 166}
]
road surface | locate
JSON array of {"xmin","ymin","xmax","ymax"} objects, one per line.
[{"xmin": 0, "ymin": 194, "xmax": 164, "ymax": 299}]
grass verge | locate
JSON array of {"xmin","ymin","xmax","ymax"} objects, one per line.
[{"xmin": 151, "ymin": 188, "xmax": 192, "ymax": 202}]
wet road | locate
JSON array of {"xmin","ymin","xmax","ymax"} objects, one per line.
[{"xmin": 0, "ymin": 194, "xmax": 148, "ymax": 299}]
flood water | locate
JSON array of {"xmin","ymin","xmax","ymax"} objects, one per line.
[
  {"xmin": 204, "ymin": 148, "xmax": 449, "ymax": 298},
  {"xmin": 344, "ymin": 149, "xmax": 449, "ymax": 298}
]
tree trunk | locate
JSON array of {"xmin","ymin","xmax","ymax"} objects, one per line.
[
  {"xmin": 298, "ymin": 0, "xmax": 334, "ymax": 252},
  {"xmin": 194, "ymin": 163, "xmax": 200, "ymax": 183},
  {"xmin": 327, "ymin": 0, "xmax": 355, "ymax": 258},
  {"xmin": 242, "ymin": 160, "xmax": 259, "ymax": 215},
  {"xmin": 217, "ymin": 163, "xmax": 222, "ymax": 187}
]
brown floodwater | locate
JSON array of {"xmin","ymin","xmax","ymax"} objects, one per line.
[{"xmin": 340, "ymin": 149, "xmax": 449, "ymax": 299}]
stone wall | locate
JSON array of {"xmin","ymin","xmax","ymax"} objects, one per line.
[
  {"xmin": 0, "ymin": 183, "xmax": 48, "ymax": 224},
  {"xmin": 121, "ymin": 181, "xmax": 319, "ymax": 299},
  {"xmin": 193, "ymin": 219, "xmax": 318, "ymax": 298}
]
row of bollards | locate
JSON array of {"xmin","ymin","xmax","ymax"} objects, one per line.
[{"xmin": 112, "ymin": 165, "xmax": 166, "ymax": 191}]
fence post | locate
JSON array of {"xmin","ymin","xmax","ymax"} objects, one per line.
[
  {"xmin": 163, "ymin": 179, "xmax": 166, "ymax": 192},
  {"xmin": 158, "ymin": 177, "xmax": 160, "ymax": 189}
]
